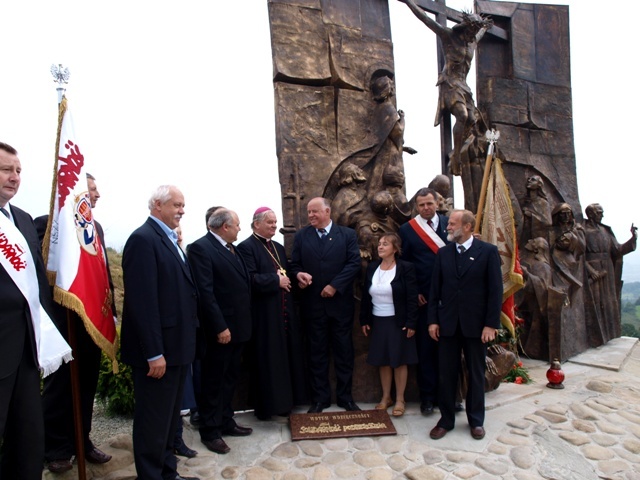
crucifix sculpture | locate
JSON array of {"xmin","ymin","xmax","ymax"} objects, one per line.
[{"xmin": 399, "ymin": 0, "xmax": 507, "ymax": 212}]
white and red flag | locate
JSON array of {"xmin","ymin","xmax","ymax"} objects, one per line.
[
  {"xmin": 480, "ymin": 157, "xmax": 524, "ymax": 337},
  {"xmin": 42, "ymin": 96, "xmax": 118, "ymax": 365}
]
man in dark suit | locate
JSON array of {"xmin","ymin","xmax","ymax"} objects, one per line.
[
  {"xmin": 40, "ymin": 173, "xmax": 114, "ymax": 473},
  {"xmin": 120, "ymin": 185, "xmax": 199, "ymax": 480},
  {"xmin": 398, "ymin": 187, "xmax": 449, "ymax": 414},
  {"xmin": 187, "ymin": 208, "xmax": 253, "ymax": 455},
  {"xmin": 290, "ymin": 197, "xmax": 361, "ymax": 413},
  {"xmin": 427, "ymin": 210, "xmax": 502, "ymax": 441},
  {"xmin": 0, "ymin": 141, "xmax": 69, "ymax": 480}
]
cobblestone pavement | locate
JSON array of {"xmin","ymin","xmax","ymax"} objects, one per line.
[{"xmin": 44, "ymin": 337, "xmax": 640, "ymax": 479}]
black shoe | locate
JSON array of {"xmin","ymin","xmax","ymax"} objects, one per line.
[
  {"xmin": 175, "ymin": 476, "xmax": 200, "ymax": 480},
  {"xmin": 47, "ymin": 459, "xmax": 72, "ymax": 473},
  {"xmin": 420, "ymin": 401, "xmax": 435, "ymax": 415},
  {"xmin": 455, "ymin": 402, "xmax": 464, "ymax": 412},
  {"xmin": 470, "ymin": 426, "xmax": 486, "ymax": 440},
  {"xmin": 202, "ymin": 438, "xmax": 230, "ymax": 454},
  {"xmin": 85, "ymin": 447, "xmax": 112, "ymax": 464},
  {"xmin": 307, "ymin": 402, "xmax": 330, "ymax": 413},
  {"xmin": 429, "ymin": 426, "xmax": 449, "ymax": 440},
  {"xmin": 189, "ymin": 411, "xmax": 201, "ymax": 426},
  {"xmin": 223, "ymin": 425, "xmax": 253, "ymax": 437},
  {"xmin": 337, "ymin": 401, "xmax": 361, "ymax": 411},
  {"xmin": 174, "ymin": 439, "xmax": 198, "ymax": 458}
]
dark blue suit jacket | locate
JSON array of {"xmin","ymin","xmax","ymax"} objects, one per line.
[
  {"xmin": 186, "ymin": 232, "xmax": 252, "ymax": 344},
  {"xmin": 120, "ymin": 217, "xmax": 198, "ymax": 367},
  {"xmin": 289, "ymin": 224, "xmax": 360, "ymax": 318},
  {"xmin": 399, "ymin": 213, "xmax": 449, "ymax": 297},
  {"xmin": 427, "ymin": 239, "xmax": 503, "ymax": 337}
]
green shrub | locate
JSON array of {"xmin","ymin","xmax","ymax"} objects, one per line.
[{"xmin": 96, "ymin": 349, "xmax": 134, "ymax": 417}]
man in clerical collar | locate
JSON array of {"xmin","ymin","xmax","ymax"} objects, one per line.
[{"xmin": 237, "ymin": 207, "xmax": 306, "ymax": 420}]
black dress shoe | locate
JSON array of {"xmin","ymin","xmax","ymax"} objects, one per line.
[
  {"xmin": 223, "ymin": 425, "xmax": 253, "ymax": 437},
  {"xmin": 337, "ymin": 400, "xmax": 361, "ymax": 411},
  {"xmin": 429, "ymin": 426, "xmax": 449, "ymax": 440},
  {"xmin": 454, "ymin": 402, "xmax": 464, "ymax": 412},
  {"xmin": 420, "ymin": 401, "xmax": 435, "ymax": 415},
  {"xmin": 47, "ymin": 459, "xmax": 72, "ymax": 473},
  {"xmin": 307, "ymin": 402, "xmax": 330, "ymax": 413},
  {"xmin": 470, "ymin": 426, "xmax": 486, "ymax": 440},
  {"xmin": 174, "ymin": 439, "xmax": 198, "ymax": 458},
  {"xmin": 202, "ymin": 438, "xmax": 230, "ymax": 454},
  {"xmin": 85, "ymin": 447, "xmax": 112, "ymax": 464}
]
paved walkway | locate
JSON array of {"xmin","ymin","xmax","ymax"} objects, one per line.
[{"xmin": 45, "ymin": 337, "xmax": 640, "ymax": 479}]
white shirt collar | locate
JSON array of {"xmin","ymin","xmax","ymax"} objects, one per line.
[
  {"xmin": 458, "ymin": 236, "xmax": 473, "ymax": 251},
  {"xmin": 317, "ymin": 220, "xmax": 332, "ymax": 234},
  {"xmin": 210, "ymin": 230, "xmax": 230, "ymax": 248},
  {"xmin": 415, "ymin": 214, "xmax": 438, "ymax": 231}
]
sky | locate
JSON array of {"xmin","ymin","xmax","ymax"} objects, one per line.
[{"xmin": 1, "ymin": 0, "xmax": 638, "ymax": 279}]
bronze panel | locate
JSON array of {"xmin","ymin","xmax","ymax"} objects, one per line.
[{"xmin": 289, "ymin": 409, "xmax": 397, "ymax": 440}]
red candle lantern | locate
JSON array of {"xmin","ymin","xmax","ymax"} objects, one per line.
[{"xmin": 546, "ymin": 359, "xmax": 565, "ymax": 389}]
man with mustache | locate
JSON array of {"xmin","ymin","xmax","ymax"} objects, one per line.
[{"xmin": 120, "ymin": 185, "xmax": 199, "ymax": 480}]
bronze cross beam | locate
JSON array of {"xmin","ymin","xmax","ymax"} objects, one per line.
[{"xmin": 413, "ymin": 0, "xmax": 508, "ymax": 40}]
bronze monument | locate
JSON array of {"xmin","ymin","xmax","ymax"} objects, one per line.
[{"xmin": 268, "ymin": 0, "xmax": 636, "ymax": 402}]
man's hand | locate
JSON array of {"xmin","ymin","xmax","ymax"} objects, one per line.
[
  {"xmin": 279, "ymin": 271, "xmax": 291, "ymax": 291},
  {"xmin": 321, "ymin": 285, "xmax": 337, "ymax": 298},
  {"xmin": 417, "ymin": 294, "xmax": 427, "ymax": 307},
  {"xmin": 147, "ymin": 356, "xmax": 166, "ymax": 379},
  {"xmin": 404, "ymin": 327, "xmax": 415, "ymax": 338},
  {"xmin": 362, "ymin": 325, "xmax": 370, "ymax": 337},
  {"xmin": 297, "ymin": 272, "xmax": 312, "ymax": 289},
  {"xmin": 481, "ymin": 327, "xmax": 497, "ymax": 344},
  {"xmin": 428, "ymin": 324, "xmax": 439, "ymax": 341},
  {"xmin": 217, "ymin": 328, "xmax": 231, "ymax": 344}
]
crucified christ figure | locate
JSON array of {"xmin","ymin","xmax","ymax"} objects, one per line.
[{"xmin": 400, "ymin": 0, "xmax": 492, "ymax": 176}]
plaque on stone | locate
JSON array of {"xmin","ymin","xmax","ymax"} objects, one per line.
[{"xmin": 289, "ymin": 409, "xmax": 397, "ymax": 441}]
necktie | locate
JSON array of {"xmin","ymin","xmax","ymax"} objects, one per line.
[
  {"xmin": 458, "ymin": 245, "xmax": 466, "ymax": 254},
  {"xmin": 0, "ymin": 207, "xmax": 9, "ymax": 219},
  {"xmin": 318, "ymin": 228, "xmax": 327, "ymax": 239},
  {"xmin": 427, "ymin": 219, "xmax": 433, "ymax": 229},
  {"xmin": 226, "ymin": 243, "xmax": 236, "ymax": 255}
]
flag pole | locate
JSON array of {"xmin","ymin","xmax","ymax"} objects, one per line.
[
  {"xmin": 474, "ymin": 129, "xmax": 500, "ymax": 233},
  {"xmin": 50, "ymin": 64, "xmax": 87, "ymax": 480}
]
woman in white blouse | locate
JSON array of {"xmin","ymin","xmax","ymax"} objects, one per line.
[{"xmin": 360, "ymin": 233, "xmax": 418, "ymax": 416}]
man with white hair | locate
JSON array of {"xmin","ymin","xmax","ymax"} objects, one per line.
[{"xmin": 120, "ymin": 185, "xmax": 199, "ymax": 480}]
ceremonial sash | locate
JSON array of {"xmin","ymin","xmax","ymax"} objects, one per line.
[
  {"xmin": 0, "ymin": 212, "xmax": 72, "ymax": 376},
  {"xmin": 409, "ymin": 217, "xmax": 446, "ymax": 255}
]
